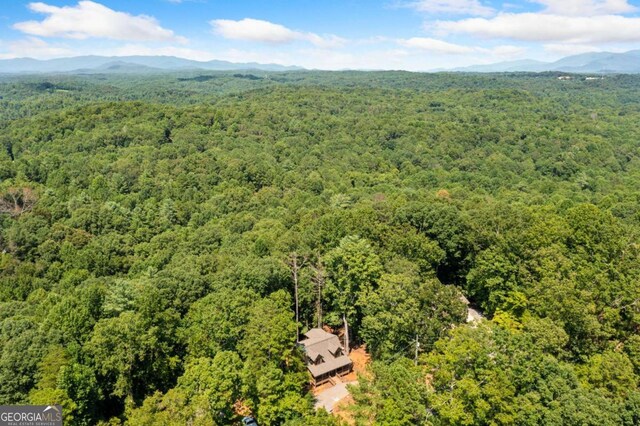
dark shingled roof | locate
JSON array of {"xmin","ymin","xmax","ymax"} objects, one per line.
[{"xmin": 300, "ymin": 328, "xmax": 352, "ymax": 378}]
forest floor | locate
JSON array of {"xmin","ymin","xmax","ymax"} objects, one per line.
[
  {"xmin": 347, "ymin": 345, "xmax": 371, "ymax": 378},
  {"xmin": 332, "ymin": 394, "xmax": 356, "ymax": 424}
]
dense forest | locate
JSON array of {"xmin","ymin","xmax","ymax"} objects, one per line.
[{"xmin": 1, "ymin": 71, "xmax": 640, "ymax": 425}]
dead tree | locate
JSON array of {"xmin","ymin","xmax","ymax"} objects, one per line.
[
  {"xmin": 310, "ymin": 261, "xmax": 326, "ymax": 330},
  {"xmin": 0, "ymin": 187, "xmax": 37, "ymax": 217}
]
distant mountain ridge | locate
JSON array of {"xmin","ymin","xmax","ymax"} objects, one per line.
[
  {"xmin": 2, "ymin": 50, "xmax": 640, "ymax": 74},
  {"xmin": 450, "ymin": 50, "xmax": 640, "ymax": 74},
  {"xmin": 0, "ymin": 55, "xmax": 303, "ymax": 74}
]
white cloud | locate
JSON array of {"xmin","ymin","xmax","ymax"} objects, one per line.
[
  {"xmin": 399, "ymin": 37, "xmax": 475, "ymax": 54},
  {"xmin": 14, "ymin": 1, "xmax": 186, "ymax": 43},
  {"xmin": 543, "ymin": 43, "xmax": 629, "ymax": 55},
  {"xmin": 542, "ymin": 43, "xmax": 603, "ymax": 55},
  {"xmin": 354, "ymin": 36, "xmax": 394, "ymax": 45},
  {"xmin": 532, "ymin": 0, "xmax": 637, "ymax": 16},
  {"xmin": 211, "ymin": 18, "xmax": 346, "ymax": 48},
  {"xmin": 212, "ymin": 19, "xmax": 297, "ymax": 43},
  {"xmin": 490, "ymin": 44, "xmax": 528, "ymax": 57},
  {"xmin": 399, "ymin": 37, "xmax": 526, "ymax": 57},
  {"xmin": 0, "ymin": 36, "xmax": 73, "ymax": 59},
  {"xmin": 435, "ymin": 13, "xmax": 640, "ymax": 43},
  {"xmin": 406, "ymin": 0, "xmax": 495, "ymax": 16}
]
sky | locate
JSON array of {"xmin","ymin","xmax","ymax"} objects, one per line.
[{"xmin": 1, "ymin": 0, "xmax": 640, "ymax": 70}]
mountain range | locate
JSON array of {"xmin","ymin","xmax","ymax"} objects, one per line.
[
  {"xmin": 448, "ymin": 50, "xmax": 640, "ymax": 74},
  {"xmin": 1, "ymin": 50, "xmax": 640, "ymax": 74},
  {"xmin": 0, "ymin": 55, "xmax": 302, "ymax": 74}
]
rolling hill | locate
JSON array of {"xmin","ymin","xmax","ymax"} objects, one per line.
[{"xmin": 450, "ymin": 50, "xmax": 640, "ymax": 74}]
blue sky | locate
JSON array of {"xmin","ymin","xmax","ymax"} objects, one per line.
[{"xmin": 1, "ymin": 0, "xmax": 640, "ymax": 70}]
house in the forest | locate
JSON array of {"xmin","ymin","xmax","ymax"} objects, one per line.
[{"xmin": 299, "ymin": 328, "xmax": 352, "ymax": 385}]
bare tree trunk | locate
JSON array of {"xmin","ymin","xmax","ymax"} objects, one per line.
[
  {"xmin": 317, "ymin": 282, "xmax": 323, "ymax": 329},
  {"xmin": 288, "ymin": 253, "xmax": 300, "ymax": 342},
  {"xmin": 311, "ymin": 262, "xmax": 325, "ymax": 329},
  {"xmin": 343, "ymin": 313, "xmax": 350, "ymax": 355}
]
